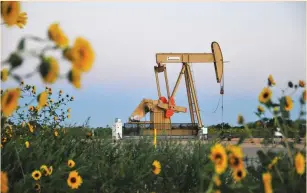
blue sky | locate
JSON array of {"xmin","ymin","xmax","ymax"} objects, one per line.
[{"xmin": 1, "ymin": 2, "xmax": 306, "ymax": 127}]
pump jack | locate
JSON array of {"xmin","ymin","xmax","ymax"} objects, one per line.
[{"xmin": 126, "ymin": 42, "xmax": 224, "ymax": 136}]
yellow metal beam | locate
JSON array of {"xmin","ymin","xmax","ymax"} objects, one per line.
[{"xmin": 156, "ymin": 53, "xmax": 214, "ymax": 64}]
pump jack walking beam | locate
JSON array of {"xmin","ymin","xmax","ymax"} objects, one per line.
[{"xmin": 154, "ymin": 42, "xmax": 224, "ymax": 129}]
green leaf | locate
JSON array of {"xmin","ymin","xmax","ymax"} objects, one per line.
[
  {"xmin": 17, "ymin": 38, "xmax": 25, "ymax": 51},
  {"xmin": 237, "ymin": 133, "xmax": 247, "ymax": 145}
]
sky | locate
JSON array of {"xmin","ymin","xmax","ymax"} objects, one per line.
[{"xmin": 1, "ymin": 2, "xmax": 306, "ymax": 128}]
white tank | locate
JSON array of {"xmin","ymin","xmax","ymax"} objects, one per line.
[{"xmin": 112, "ymin": 118, "xmax": 122, "ymax": 140}]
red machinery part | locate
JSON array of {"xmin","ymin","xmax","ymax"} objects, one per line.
[
  {"xmin": 159, "ymin": 96, "xmax": 168, "ymax": 104},
  {"xmin": 169, "ymin": 97, "xmax": 176, "ymax": 106},
  {"xmin": 165, "ymin": 109, "xmax": 174, "ymax": 118}
]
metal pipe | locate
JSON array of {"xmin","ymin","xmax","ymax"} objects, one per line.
[
  {"xmin": 164, "ymin": 67, "xmax": 171, "ymax": 99},
  {"xmin": 171, "ymin": 65, "xmax": 186, "ymax": 98},
  {"xmin": 154, "ymin": 67, "xmax": 162, "ymax": 97},
  {"xmin": 184, "ymin": 64, "xmax": 195, "ymax": 124},
  {"xmin": 186, "ymin": 64, "xmax": 203, "ymax": 128}
]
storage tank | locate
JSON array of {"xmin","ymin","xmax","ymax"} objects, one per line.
[{"xmin": 112, "ymin": 118, "xmax": 122, "ymax": 140}]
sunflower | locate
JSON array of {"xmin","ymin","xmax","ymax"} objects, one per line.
[
  {"xmin": 299, "ymin": 80, "xmax": 305, "ymax": 88},
  {"xmin": 262, "ymin": 172, "xmax": 272, "ymax": 193},
  {"xmin": 37, "ymin": 91, "xmax": 48, "ymax": 110},
  {"xmin": 27, "ymin": 123, "xmax": 34, "ymax": 133},
  {"xmin": 152, "ymin": 160, "xmax": 161, "ymax": 175},
  {"xmin": 227, "ymin": 145, "xmax": 244, "ymax": 169},
  {"xmin": 70, "ymin": 37, "xmax": 95, "ymax": 72},
  {"xmin": 304, "ymin": 90, "xmax": 307, "ymax": 101},
  {"xmin": 54, "ymin": 131, "xmax": 59, "ymax": 137},
  {"xmin": 40, "ymin": 165, "xmax": 49, "ymax": 176},
  {"xmin": 210, "ymin": 143, "xmax": 228, "ymax": 174},
  {"xmin": 257, "ymin": 105, "xmax": 265, "ymax": 113},
  {"xmin": 67, "ymin": 170, "xmax": 83, "ymax": 189},
  {"xmin": 268, "ymin": 156, "xmax": 279, "ymax": 170},
  {"xmin": 237, "ymin": 114, "xmax": 244, "ymax": 125},
  {"xmin": 25, "ymin": 141, "xmax": 30, "ymax": 148},
  {"xmin": 39, "ymin": 57, "xmax": 59, "ymax": 84},
  {"xmin": 16, "ymin": 12, "xmax": 27, "ymax": 28},
  {"xmin": 67, "ymin": 114, "xmax": 71, "ymax": 119},
  {"xmin": 1, "ymin": 171, "xmax": 9, "ymax": 193},
  {"xmin": 34, "ymin": 183, "xmax": 41, "ymax": 192},
  {"xmin": 68, "ymin": 159, "xmax": 75, "ymax": 168},
  {"xmin": 1, "ymin": 1, "xmax": 20, "ymax": 26},
  {"xmin": 295, "ymin": 152, "xmax": 305, "ymax": 175},
  {"xmin": 268, "ymin": 74, "xmax": 275, "ymax": 86},
  {"xmin": 68, "ymin": 67, "xmax": 82, "ymax": 89},
  {"xmin": 2, "ymin": 137, "xmax": 7, "ymax": 143},
  {"xmin": 1, "ymin": 68, "xmax": 9, "ymax": 81},
  {"xmin": 48, "ymin": 23, "xmax": 69, "ymax": 48},
  {"xmin": 213, "ymin": 175, "xmax": 221, "ymax": 187},
  {"xmin": 1, "ymin": 88, "xmax": 21, "ymax": 117},
  {"xmin": 284, "ymin": 96, "xmax": 293, "ymax": 111},
  {"xmin": 258, "ymin": 87, "xmax": 272, "ymax": 104},
  {"xmin": 214, "ymin": 190, "xmax": 221, "ymax": 193},
  {"xmin": 232, "ymin": 167, "xmax": 246, "ymax": 182},
  {"xmin": 67, "ymin": 108, "xmax": 71, "ymax": 113},
  {"xmin": 32, "ymin": 170, "xmax": 42, "ymax": 181},
  {"xmin": 47, "ymin": 166, "xmax": 53, "ymax": 175},
  {"xmin": 59, "ymin": 90, "xmax": 63, "ymax": 95}
]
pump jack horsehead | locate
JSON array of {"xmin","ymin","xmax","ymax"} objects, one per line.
[{"xmin": 128, "ymin": 42, "xmax": 225, "ymax": 136}]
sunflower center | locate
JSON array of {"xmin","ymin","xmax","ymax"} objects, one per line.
[
  {"xmin": 7, "ymin": 4, "xmax": 12, "ymax": 15},
  {"xmin": 35, "ymin": 173, "xmax": 39, "ymax": 177},
  {"xmin": 233, "ymin": 157, "xmax": 240, "ymax": 166},
  {"xmin": 79, "ymin": 48, "xmax": 85, "ymax": 59},
  {"xmin": 215, "ymin": 154, "xmax": 222, "ymax": 164},
  {"xmin": 6, "ymin": 92, "xmax": 15, "ymax": 106},
  {"xmin": 35, "ymin": 184, "xmax": 40, "ymax": 190},
  {"xmin": 70, "ymin": 177, "xmax": 76, "ymax": 183},
  {"xmin": 263, "ymin": 92, "xmax": 269, "ymax": 99},
  {"xmin": 237, "ymin": 170, "xmax": 242, "ymax": 178},
  {"xmin": 152, "ymin": 165, "xmax": 156, "ymax": 171}
]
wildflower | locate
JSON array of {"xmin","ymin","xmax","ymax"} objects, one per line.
[
  {"xmin": 262, "ymin": 172, "xmax": 272, "ymax": 193},
  {"xmin": 20, "ymin": 81, "xmax": 24, "ymax": 86},
  {"xmin": 1, "ymin": 171, "xmax": 9, "ymax": 193},
  {"xmin": 1, "ymin": 1, "xmax": 20, "ymax": 26},
  {"xmin": 152, "ymin": 160, "xmax": 161, "ymax": 175},
  {"xmin": 70, "ymin": 37, "xmax": 95, "ymax": 72},
  {"xmin": 54, "ymin": 116, "xmax": 58, "ymax": 121},
  {"xmin": 37, "ymin": 91, "xmax": 48, "ymax": 110},
  {"xmin": 48, "ymin": 23, "xmax": 69, "ymax": 48},
  {"xmin": 59, "ymin": 90, "xmax": 63, "ymax": 94},
  {"xmin": 288, "ymin": 81, "xmax": 293, "ymax": 88},
  {"xmin": 67, "ymin": 170, "xmax": 83, "ymax": 189},
  {"xmin": 227, "ymin": 145, "xmax": 244, "ymax": 169},
  {"xmin": 273, "ymin": 107, "xmax": 279, "ymax": 114},
  {"xmin": 34, "ymin": 183, "xmax": 40, "ymax": 192},
  {"xmin": 259, "ymin": 87, "xmax": 272, "ymax": 104},
  {"xmin": 1, "ymin": 88, "xmax": 21, "ymax": 117},
  {"xmin": 67, "ymin": 114, "xmax": 71, "ymax": 119},
  {"xmin": 71, "ymin": 96, "xmax": 74, "ymax": 101},
  {"xmin": 213, "ymin": 175, "xmax": 221, "ymax": 187},
  {"xmin": 25, "ymin": 141, "xmax": 30, "ymax": 148},
  {"xmin": 2, "ymin": 137, "xmax": 7, "ymax": 143},
  {"xmin": 27, "ymin": 123, "xmax": 34, "ymax": 133},
  {"xmin": 68, "ymin": 160, "xmax": 75, "ymax": 168},
  {"xmin": 40, "ymin": 165, "xmax": 49, "ymax": 176},
  {"xmin": 1, "ymin": 68, "xmax": 9, "ymax": 81},
  {"xmin": 232, "ymin": 167, "xmax": 246, "ymax": 182},
  {"xmin": 268, "ymin": 75, "xmax": 275, "ymax": 86},
  {"xmin": 210, "ymin": 143, "xmax": 228, "ymax": 174},
  {"xmin": 48, "ymin": 166, "xmax": 53, "ymax": 175},
  {"xmin": 237, "ymin": 114, "xmax": 244, "ymax": 125},
  {"xmin": 67, "ymin": 108, "xmax": 71, "ymax": 113},
  {"xmin": 284, "ymin": 96, "xmax": 293, "ymax": 111},
  {"xmin": 32, "ymin": 170, "xmax": 42, "ymax": 181},
  {"xmin": 39, "ymin": 57, "xmax": 59, "ymax": 84},
  {"xmin": 268, "ymin": 156, "xmax": 279, "ymax": 170},
  {"xmin": 304, "ymin": 90, "xmax": 306, "ymax": 101},
  {"xmin": 54, "ymin": 131, "xmax": 59, "ymax": 137},
  {"xmin": 257, "ymin": 105, "xmax": 265, "ymax": 113},
  {"xmin": 214, "ymin": 190, "xmax": 221, "ymax": 193},
  {"xmin": 28, "ymin": 106, "xmax": 34, "ymax": 111},
  {"xmin": 68, "ymin": 67, "xmax": 82, "ymax": 89},
  {"xmin": 16, "ymin": 12, "xmax": 27, "ymax": 28},
  {"xmin": 299, "ymin": 80, "xmax": 305, "ymax": 88},
  {"xmin": 295, "ymin": 152, "xmax": 305, "ymax": 175}
]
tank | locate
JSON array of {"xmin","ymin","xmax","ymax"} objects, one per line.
[{"xmin": 112, "ymin": 118, "xmax": 123, "ymax": 141}]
